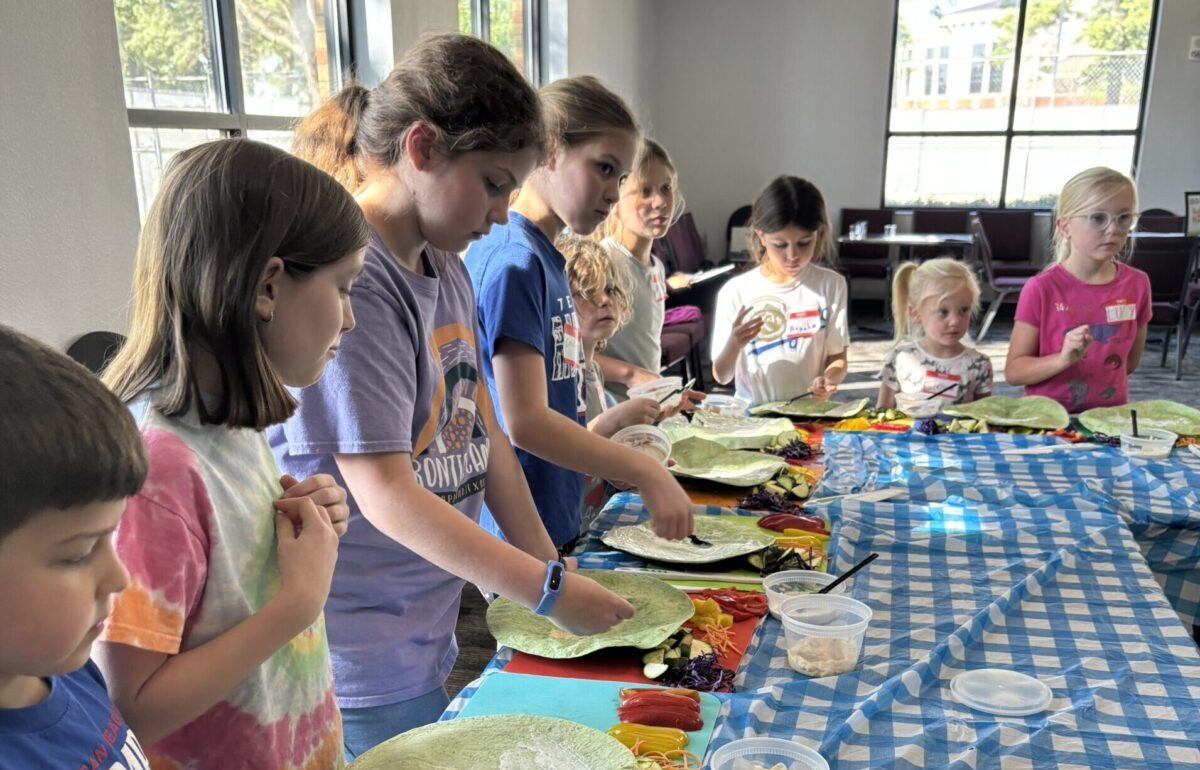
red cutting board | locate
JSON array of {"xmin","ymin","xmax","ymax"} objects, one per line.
[{"xmin": 503, "ymin": 616, "xmax": 759, "ymax": 687}]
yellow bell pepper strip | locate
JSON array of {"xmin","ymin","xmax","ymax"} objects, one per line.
[{"xmin": 607, "ymin": 724, "xmax": 689, "ymax": 755}]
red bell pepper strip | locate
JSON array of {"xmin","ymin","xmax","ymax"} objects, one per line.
[
  {"xmin": 618, "ymin": 692, "xmax": 702, "ymax": 712},
  {"xmin": 757, "ymin": 513, "xmax": 828, "ymax": 534},
  {"xmin": 691, "ymin": 588, "xmax": 769, "ymax": 619},
  {"xmin": 617, "ymin": 703, "xmax": 703, "ymax": 732}
]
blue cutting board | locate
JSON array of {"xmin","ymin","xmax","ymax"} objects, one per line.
[{"xmin": 457, "ymin": 671, "xmax": 721, "ymax": 757}]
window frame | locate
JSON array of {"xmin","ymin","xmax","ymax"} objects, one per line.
[
  {"xmin": 122, "ymin": 0, "xmax": 352, "ymax": 137},
  {"xmin": 881, "ymin": 0, "xmax": 1161, "ymax": 209},
  {"xmin": 463, "ymin": 0, "xmax": 550, "ymax": 85}
]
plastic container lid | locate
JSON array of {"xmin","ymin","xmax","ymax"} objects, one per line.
[
  {"xmin": 701, "ymin": 394, "xmax": 751, "ymax": 416},
  {"xmin": 779, "ymin": 594, "xmax": 872, "ymax": 638},
  {"xmin": 763, "ymin": 570, "xmax": 845, "ymax": 619},
  {"xmin": 950, "ymin": 668, "xmax": 1052, "ymax": 716},
  {"xmin": 628, "ymin": 376, "xmax": 684, "ymax": 410},
  {"xmin": 610, "ymin": 424, "xmax": 672, "ymax": 466},
  {"xmin": 708, "ymin": 737, "xmax": 830, "ymax": 770}
]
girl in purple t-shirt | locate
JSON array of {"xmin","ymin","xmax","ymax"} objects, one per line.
[{"xmin": 1006, "ymin": 167, "xmax": 1150, "ymax": 412}]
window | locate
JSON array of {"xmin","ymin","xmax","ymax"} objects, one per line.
[
  {"xmin": 970, "ymin": 44, "xmax": 986, "ymax": 94},
  {"xmin": 114, "ymin": 0, "xmax": 347, "ymax": 216},
  {"xmin": 885, "ymin": 0, "xmax": 1158, "ymax": 208},
  {"xmin": 459, "ymin": 0, "xmax": 544, "ymax": 84}
]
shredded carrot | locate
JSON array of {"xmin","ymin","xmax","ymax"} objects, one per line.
[
  {"xmin": 641, "ymin": 749, "xmax": 704, "ymax": 769},
  {"xmin": 696, "ymin": 621, "xmax": 742, "ymax": 657}
]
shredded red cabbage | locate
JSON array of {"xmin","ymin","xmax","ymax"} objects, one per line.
[{"xmin": 659, "ymin": 652, "xmax": 736, "ymax": 693}]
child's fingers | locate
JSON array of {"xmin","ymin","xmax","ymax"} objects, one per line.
[
  {"xmin": 279, "ymin": 473, "xmax": 339, "ymax": 500},
  {"xmin": 274, "ymin": 497, "xmax": 334, "ymax": 527},
  {"xmin": 279, "ymin": 474, "xmax": 301, "ymax": 491}
]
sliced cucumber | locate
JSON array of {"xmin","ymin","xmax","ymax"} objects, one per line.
[{"xmin": 643, "ymin": 662, "xmax": 668, "ymax": 679}]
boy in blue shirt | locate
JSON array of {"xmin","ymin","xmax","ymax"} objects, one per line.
[{"xmin": 0, "ymin": 325, "xmax": 150, "ymax": 769}]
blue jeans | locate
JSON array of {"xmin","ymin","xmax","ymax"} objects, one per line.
[{"xmin": 341, "ymin": 686, "xmax": 451, "ymax": 761}]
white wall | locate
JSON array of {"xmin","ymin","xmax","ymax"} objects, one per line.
[
  {"xmin": 647, "ymin": 0, "xmax": 895, "ymax": 259},
  {"xmin": 0, "ymin": 1, "xmax": 139, "ymax": 349},
  {"xmin": 566, "ymin": 0, "xmax": 657, "ymax": 125},
  {"xmin": 1138, "ymin": 0, "xmax": 1200, "ymax": 215}
]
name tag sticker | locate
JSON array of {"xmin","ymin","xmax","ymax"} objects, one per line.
[
  {"xmin": 785, "ymin": 309, "xmax": 821, "ymax": 339},
  {"xmin": 922, "ymin": 370, "xmax": 961, "ymax": 398},
  {"xmin": 1104, "ymin": 300, "xmax": 1137, "ymax": 324}
]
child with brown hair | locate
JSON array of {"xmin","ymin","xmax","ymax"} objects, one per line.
[
  {"xmin": 277, "ymin": 36, "xmax": 634, "ymax": 757},
  {"xmin": 97, "ymin": 138, "xmax": 367, "ymax": 769},
  {"xmin": 712, "ymin": 175, "xmax": 849, "ymax": 406},
  {"xmin": 466, "ymin": 76, "xmax": 694, "ymax": 554},
  {"xmin": 0, "ymin": 324, "xmax": 149, "ymax": 768}
]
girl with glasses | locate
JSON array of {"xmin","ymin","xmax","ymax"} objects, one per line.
[{"xmin": 1005, "ymin": 167, "xmax": 1150, "ymax": 412}]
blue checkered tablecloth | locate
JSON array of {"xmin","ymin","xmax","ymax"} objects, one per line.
[{"xmin": 444, "ymin": 432, "xmax": 1200, "ymax": 769}]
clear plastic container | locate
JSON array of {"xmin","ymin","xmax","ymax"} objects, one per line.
[
  {"xmin": 628, "ymin": 376, "xmax": 684, "ymax": 410},
  {"xmin": 701, "ymin": 393, "xmax": 750, "ymax": 416},
  {"xmin": 1119, "ymin": 428, "xmax": 1177, "ymax": 460},
  {"xmin": 709, "ymin": 737, "xmax": 829, "ymax": 770},
  {"xmin": 763, "ymin": 570, "xmax": 845, "ymax": 619},
  {"xmin": 610, "ymin": 424, "xmax": 672, "ymax": 466},
  {"xmin": 779, "ymin": 595, "xmax": 872, "ymax": 677},
  {"xmin": 894, "ymin": 391, "xmax": 943, "ymax": 418}
]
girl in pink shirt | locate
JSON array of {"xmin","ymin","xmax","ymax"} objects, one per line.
[{"xmin": 1006, "ymin": 167, "xmax": 1150, "ymax": 412}]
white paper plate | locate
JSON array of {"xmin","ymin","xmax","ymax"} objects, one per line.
[{"xmin": 950, "ymin": 668, "xmax": 1051, "ymax": 717}]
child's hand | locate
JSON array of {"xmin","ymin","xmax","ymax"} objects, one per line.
[
  {"xmin": 1059, "ymin": 325, "xmax": 1092, "ymax": 366},
  {"xmin": 272, "ymin": 498, "xmax": 339, "ymax": 634},
  {"xmin": 663, "ymin": 389, "xmax": 706, "ymax": 418},
  {"xmin": 610, "ymin": 396, "xmax": 663, "ymax": 431},
  {"xmin": 627, "ymin": 367, "xmax": 663, "ymax": 388},
  {"xmin": 636, "ymin": 462, "xmax": 694, "ymax": 541},
  {"xmin": 548, "ymin": 572, "xmax": 635, "ymax": 635},
  {"xmin": 730, "ymin": 306, "xmax": 766, "ymax": 347},
  {"xmin": 666, "ymin": 272, "xmax": 693, "ymax": 290},
  {"xmin": 809, "ymin": 376, "xmax": 838, "ymax": 401},
  {"xmin": 279, "ymin": 474, "xmax": 350, "ymax": 536}
]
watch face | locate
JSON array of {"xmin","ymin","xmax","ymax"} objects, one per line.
[{"xmin": 547, "ymin": 564, "xmax": 564, "ymax": 591}]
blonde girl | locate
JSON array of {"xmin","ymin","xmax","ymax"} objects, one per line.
[
  {"xmin": 1005, "ymin": 167, "xmax": 1150, "ymax": 412},
  {"xmin": 877, "ymin": 257, "xmax": 992, "ymax": 409},
  {"xmin": 595, "ymin": 138, "xmax": 688, "ymax": 395},
  {"xmin": 97, "ymin": 139, "xmax": 365, "ymax": 770},
  {"xmin": 712, "ymin": 175, "xmax": 849, "ymax": 406},
  {"xmin": 558, "ymin": 235, "xmax": 662, "ymax": 436},
  {"xmin": 276, "ymin": 36, "xmax": 633, "ymax": 757},
  {"xmin": 465, "ymin": 76, "xmax": 693, "ymax": 551}
]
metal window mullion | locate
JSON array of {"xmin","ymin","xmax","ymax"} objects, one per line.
[
  {"xmin": 998, "ymin": 0, "xmax": 1031, "ymax": 209},
  {"xmin": 328, "ymin": 0, "xmax": 352, "ymax": 88},
  {"xmin": 526, "ymin": 0, "xmax": 542, "ymax": 85},
  {"xmin": 245, "ymin": 115, "xmax": 303, "ymax": 132},
  {"xmin": 213, "ymin": 0, "xmax": 250, "ymax": 135},
  {"xmin": 477, "ymin": 0, "xmax": 490, "ymax": 42},
  {"xmin": 1132, "ymin": 0, "xmax": 1161, "ymax": 176},
  {"xmin": 126, "ymin": 109, "xmax": 242, "ymax": 131},
  {"xmin": 880, "ymin": 0, "xmax": 901, "ymax": 208}
]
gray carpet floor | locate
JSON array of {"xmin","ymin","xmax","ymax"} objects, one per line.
[{"xmin": 445, "ymin": 317, "xmax": 1200, "ymax": 698}]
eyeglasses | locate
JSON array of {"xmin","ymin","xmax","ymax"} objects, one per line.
[{"xmin": 1072, "ymin": 211, "xmax": 1139, "ymax": 232}]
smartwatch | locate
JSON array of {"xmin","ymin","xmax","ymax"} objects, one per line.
[{"xmin": 533, "ymin": 559, "xmax": 566, "ymax": 616}]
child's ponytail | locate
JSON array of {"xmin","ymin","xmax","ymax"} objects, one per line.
[
  {"xmin": 292, "ymin": 84, "xmax": 372, "ymax": 191},
  {"xmin": 891, "ymin": 262, "xmax": 919, "ymax": 344}
]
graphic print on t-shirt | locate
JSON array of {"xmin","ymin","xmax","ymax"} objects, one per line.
[
  {"xmin": 549, "ymin": 294, "xmax": 586, "ymax": 419},
  {"xmin": 748, "ymin": 295, "xmax": 827, "ymax": 356},
  {"xmin": 412, "ymin": 323, "xmax": 491, "ymax": 506}
]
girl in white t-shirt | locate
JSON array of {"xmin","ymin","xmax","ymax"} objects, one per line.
[
  {"xmin": 711, "ymin": 176, "xmax": 849, "ymax": 406},
  {"xmin": 877, "ymin": 257, "xmax": 993, "ymax": 408}
]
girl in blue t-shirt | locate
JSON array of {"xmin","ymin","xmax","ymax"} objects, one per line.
[
  {"xmin": 466, "ymin": 76, "xmax": 694, "ymax": 550},
  {"xmin": 279, "ymin": 37, "xmax": 635, "ymax": 758}
]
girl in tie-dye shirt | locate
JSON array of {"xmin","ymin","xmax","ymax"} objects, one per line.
[{"xmin": 96, "ymin": 139, "xmax": 369, "ymax": 770}]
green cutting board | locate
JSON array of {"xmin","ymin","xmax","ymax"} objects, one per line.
[{"xmin": 456, "ymin": 672, "xmax": 721, "ymax": 757}]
